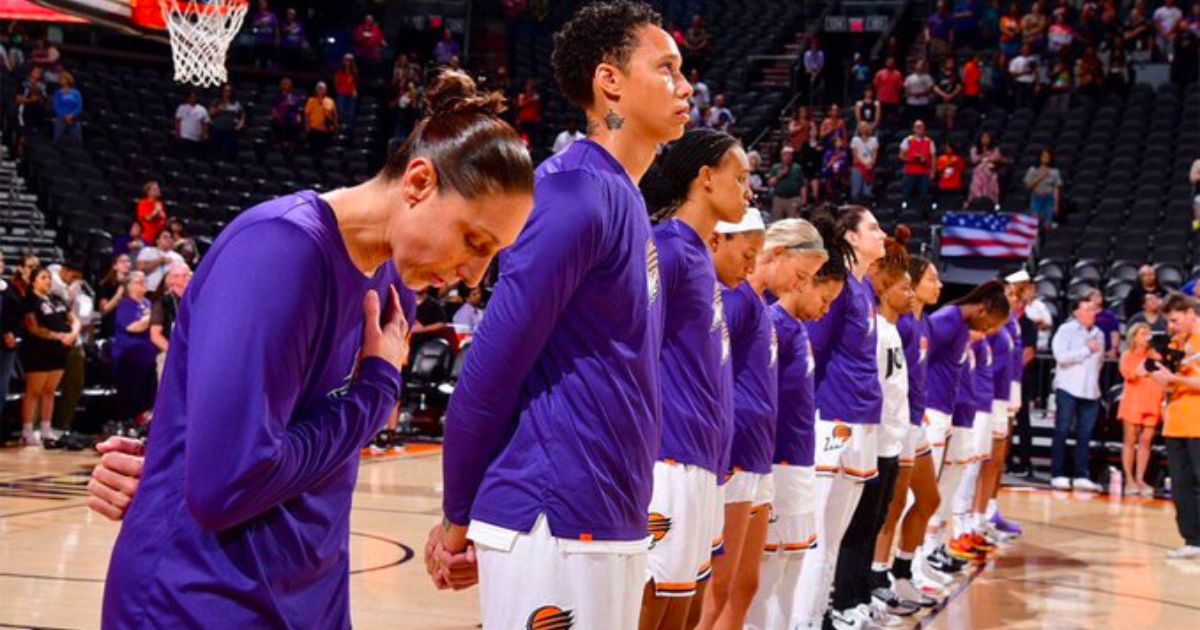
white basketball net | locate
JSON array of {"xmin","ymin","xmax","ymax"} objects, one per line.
[{"xmin": 161, "ymin": 0, "xmax": 249, "ymax": 87}]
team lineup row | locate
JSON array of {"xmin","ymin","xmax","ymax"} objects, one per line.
[{"xmin": 76, "ymin": 3, "xmax": 1023, "ymax": 629}]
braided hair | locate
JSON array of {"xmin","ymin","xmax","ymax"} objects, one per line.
[{"xmin": 640, "ymin": 128, "xmax": 741, "ymax": 223}]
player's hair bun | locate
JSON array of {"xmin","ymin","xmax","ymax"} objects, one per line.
[{"xmin": 426, "ymin": 70, "xmax": 507, "ymax": 118}]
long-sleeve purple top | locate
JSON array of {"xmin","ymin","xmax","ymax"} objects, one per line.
[
  {"xmin": 1007, "ymin": 316, "xmax": 1024, "ymax": 385},
  {"xmin": 952, "ymin": 343, "xmax": 978, "ymax": 428},
  {"xmin": 970, "ymin": 338, "xmax": 996, "ymax": 411},
  {"xmin": 442, "ymin": 140, "xmax": 663, "ymax": 541},
  {"xmin": 103, "ymin": 191, "xmax": 414, "ymax": 629},
  {"xmin": 990, "ymin": 328, "xmax": 1013, "ymax": 403},
  {"xmin": 655, "ymin": 219, "xmax": 728, "ymax": 474},
  {"xmin": 724, "ymin": 282, "xmax": 778, "ymax": 474},
  {"xmin": 771, "ymin": 303, "xmax": 816, "ymax": 467},
  {"xmin": 806, "ymin": 274, "xmax": 881, "ymax": 424},
  {"xmin": 925, "ymin": 305, "xmax": 973, "ymax": 415},
  {"xmin": 897, "ymin": 313, "xmax": 931, "ymax": 426}
]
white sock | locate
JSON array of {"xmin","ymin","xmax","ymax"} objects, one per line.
[
  {"xmin": 872, "ymin": 562, "xmax": 890, "ymax": 573},
  {"xmin": 21, "ymin": 424, "xmax": 34, "ymax": 438},
  {"xmin": 974, "ymin": 512, "xmax": 987, "ymax": 532},
  {"xmin": 895, "ymin": 550, "xmax": 914, "ymax": 561},
  {"xmin": 40, "ymin": 422, "xmax": 52, "ymax": 437},
  {"xmin": 986, "ymin": 499, "xmax": 999, "ymax": 519}
]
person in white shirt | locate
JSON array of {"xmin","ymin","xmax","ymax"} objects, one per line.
[
  {"xmin": 902, "ymin": 59, "xmax": 935, "ymax": 124},
  {"xmin": 705, "ymin": 93, "xmax": 734, "ymax": 131},
  {"xmin": 137, "ymin": 231, "xmax": 186, "ymax": 293},
  {"xmin": 1154, "ymin": 0, "xmax": 1184, "ymax": 60},
  {"xmin": 850, "ymin": 122, "xmax": 879, "ymax": 200},
  {"xmin": 452, "ymin": 287, "xmax": 485, "ymax": 332},
  {"xmin": 1008, "ymin": 44, "xmax": 1039, "ymax": 108},
  {"xmin": 689, "ymin": 68, "xmax": 710, "ymax": 109},
  {"xmin": 551, "ymin": 118, "xmax": 585, "ymax": 154},
  {"xmin": 175, "ymin": 90, "xmax": 210, "ymax": 158},
  {"xmin": 1049, "ymin": 296, "xmax": 1105, "ymax": 492}
]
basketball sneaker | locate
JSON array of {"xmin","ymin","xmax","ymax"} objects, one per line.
[
  {"xmin": 990, "ymin": 512, "xmax": 1023, "ymax": 537},
  {"xmin": 871, "ymin": 587, "xmax": 921, "ymax": 616},
  {"xmin": 948, "ymin": 535, "xmax": 987, "ymax": 562},
  {"xmin": 1073, "ymin": 477, "xmax": 1102, "ymax": 493},
  {"xmin": 829, "ymin": 606, "xmax": 880, "ymax": 630},
  {"xmin": 864, "ymin": 602, "xmax": 905, "ymax": 628},
  {"xmin": 20, "ymin": 431, "xmax": 40, "ymax": 447},
  {"xmin": 1166, "ymin": 545, "xmax": 1200, "ymax": 560},
  {"xmin": 1051, "ymin": 476, "xmax": 1071, "ymax": 490},
  {"xmin": 983, "ymin": 523, "xmax": 1016, "ymax": 543},
  {"xmin": 928, "ymin": 545, "xmax": 967, "ymax": 572},
  {"xmin": 893, "ymin": 577, "xmax": 941, "ymax": 608},
  {"xmin": 967, "ymin": 532, "xmax": 998, "ymax": 552}
]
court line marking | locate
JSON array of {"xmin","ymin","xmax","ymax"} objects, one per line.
[
  {"xmin": 0, "ymin": 622, "xmax": 86, "ymax": 630},
  {"xmin": 1023, "ymin": 519, "xmax": 1177, "ymax": 550},
  {"xmin": 0, "ymin": 502, "xmax": 88, "ymax": 520},
  {"xmin": 986, "ymin": 575, "xmax": 1200, "ymax": 612}
]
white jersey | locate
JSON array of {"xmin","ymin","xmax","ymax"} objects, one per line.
[{"xmin": 876, "ymin": 315, "xmax": 908, "ymax": 458}]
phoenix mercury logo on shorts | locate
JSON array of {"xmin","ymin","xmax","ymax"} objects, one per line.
[
  {"xmin": 648, "ymin": 512, "xmax": 672, "ymax": 548},
  {"xmin": 527, "ymin": 606, "xmax": 574, "ymax": 630},
  {"xmin": 823, "ymin": 422, "xmax": 853, "ymax": 453},
  {"xmin": 646, "ymin": 238, "xmax": 661, "ymax": 305}
]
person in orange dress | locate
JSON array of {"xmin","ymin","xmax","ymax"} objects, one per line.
[{"xmin": 1118, "ymin": 323, "xmax": 1165, "ymax": 496}]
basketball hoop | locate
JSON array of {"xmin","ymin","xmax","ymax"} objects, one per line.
[{"xmin": 159, "ymin": 0, "xmax": 249, "ymax": 87}]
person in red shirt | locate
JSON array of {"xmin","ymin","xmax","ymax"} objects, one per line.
[
  {"xmin": 335, "ymin": 54, "xmax": 358, "ymax": 125},
  {"xmin": 351, "ymin": 14, "xmax": 387, "ymax": 72},
  {"xmin": 137, "ymin": 181, "xmax": 167, "ymax": 244},
  {"xmin": 516, "ymin": 78, "xmax": 543, "ymax": 143},
  {"xmin": 899, "ymin": 120, "xmax": 936, "ymax": 201},
  {"xmin": 962, "ymin": 52, "xmax": 983, "ymax": 109},
  {"xmin": 873, "ymin": 56, "xmax": 904, "ymax": 125},
  {"xmin": 936, "ymin": 143, "xmax": 967, "ymax": 200}
]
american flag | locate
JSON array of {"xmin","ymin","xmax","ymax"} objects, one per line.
[{"xmin": 940, "ymin": 212, "xmax": 1039, "ymax": 259}]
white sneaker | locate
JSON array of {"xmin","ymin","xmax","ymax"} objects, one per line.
[
  {"xmin": 830, "ymin": 607, "xmax": 875, "ymax": 630},
  {"xmin": 864, "ymin": 602, "xmax": 905, "ymax": 628},
  {"xmin": 1166, "ymin": 545, "xmax": 1200, "ymax": 559},
  {"xmin": 1051, "ymin": 476, "xmax": 1072, "ymax": 490},
  {"xmin": 894, "ymin": 577, "xmax": 941, "ymax": 607},
  {"xmin": 1073, "ymin": 478, "xmax": 1102, "ymax": 493},
  {"xmin": 20, "ymin": 432, "xmax": 40, "ymax": 446},
  {"xmin": 917, "ymin": 555, "xmax": 953, "ymax": 586}
]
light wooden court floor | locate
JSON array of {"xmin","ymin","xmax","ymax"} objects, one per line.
[{"xmin": 3, "ymin": 446, "xmax": 1200, "ymax": 629}]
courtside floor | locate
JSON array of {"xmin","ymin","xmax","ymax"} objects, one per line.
[{"xmin": 2, "ymin": 446, "xmax": 1199, "ymax": 629}]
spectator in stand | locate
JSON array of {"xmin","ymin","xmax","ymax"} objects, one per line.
[
  {"xmin": 48, "ymin": 257, "xmax": 90, "ymax": 436},
  {"xmin": 452, "ymin": 287, "xmax": 485, "ymax": 332},
  {"xmin": 799, "ymin": 129, "xmax": 826, "ymax": 205},
  {"xmin": 689, "ymin": 68, "xmax": 710, "ymax": 109},
  {"xmin": 279, "ymin": 8, "xmax": 306, "ymax": 69},
  {"xmin": 1025, "ymin": 148, "xmax": 1062, "ymax": 228},
  {"xmin": 854, "ymin": 87, "xmax": 880, "ymax": 130},
  {"xmin": 1050, "ymin": 296, "xmax": 1105, "ymax": 492},
  {"xmin": 1000, "ymin": 2, "xmax": 1023, "ymax": 57},
  {"xmin": 167, "ymin": 217, "xmax": 198, "ymax": 267},
  {"xmin": 788, "ymin": 106, "xmax": 813, "ymax": 150},
  {"xmin": 818, "ymin": 103, "xmax": 847, "ymax": 146},
  {"xmin": 97, "ymin": 254, "xmax": 131, "ymax": 339},
  {"xmin": 953, "ymin": 0, "xmax": 984, "ymax": 50},
  {"xmin": 0, "ymin": 259, "xmax": 20, "ymax": 428},
  {"xmin": 15, "ymin": 65, "xmax": 47, "ymax": 157},
  {"xmin": 850, "ymin": 121, "xmax": 879, "ymax": 200},
  {"xmin": 137, "ymin": 181, "xmax": 168, "ymax": 244},
  {"xmin": 961, "ymin": 51, "xmax": 984, "ymax": 109},
  {"xmin": 928, "ymin": 0, "xmax": 955, "ymax": 62},
  {"xmin": 174, "ymin": 89, "xmax": 210, "ymax": 158},
  {"xmin": 874, "ymin": 56, "xmax": 905, "ymax": 125},
  {"xmin": 392, "ymin": 81, "xmax": 420, "ymax": 143},
  {"xmin": 936, "ymin": 142, "xmax": 967, "ymax": 200},
  {"xmin": 667, "ymin": 19, "xmax": 685, "ymax": 46},
  {"xmin": 803, "ymin": 37, "xmax": 825, "ymax": 105},
  {"xmin": 1187, "ymin": 1, "xmax": 1200, "ymax": 35},
  {"xmin": 433, "ymin": 28, "xmax": 460, "ymax": 65},
  {"xmin": 10, "ymin": 252, "xmax": 37, "ymax": 298},
  {"xmin": 516, "ymin": 79, "xmax": 543, "ymax": 140},
  {"xmin": 114, "ymin": 220, "xmax": 144, "ymax": 258},
  {"xmin": 209, "ymin": 84, "xmax": 245, "ymax": 161},
  {"xmin": 1051, "ymin": 50, "xmax": 1076, "ymax": 108},
  {"xmin": 1119, "ymin": 322, "xmax": 1165, "ymax": 496},
  {"xmin": 113, "ymin": 271, "xmax": 158, "ymax": 427},
  {"xmin": 29, "ymin": 37, "xmax": 62, "ymax": 84},
  {"xmin": 1125, "ymin": 4, "xmax": 1155, "ymax": 57},
  {"xmin": 968, "ymin": 131, "xmax": 1007, "ymax": 207},
  {"xmin": 138, "ymin": 231, "xmax": 185, "ymax": 293},
  {"xmin": 1088, "ymin": 288, "xmax": 1122, "ymax": 355},
  {"xmin": 19, "ymin": 266, "xmax": 78, "ymax": 446},
  {"xmin": 1129, "ymin": 293, "xmax": 1169, "ymax": 335},
  {"xmin": 900, "ymin": 119, "xmax": 936, "ymax": 201},
  {"xmin": 768, "ymin": 146, "xmax": 804, "ymax": 218},
  {"xmin": 52, "ymin": 71, "xmax": 82, "ymax": 144},
  {"xmin": 1104, "ymin": 47, "xmax": 1133, "ymax": 98},
  {"xmin": 271, "ymin": 77, "xmax": 302, "ymax": 151},
  {"xmin": 1154, "ymin": 0, "xmax": 1184, "ymax": 61},
  {"xmin": 150, "ymin": 263, "xmax": 191, "ymax": 379},
  {"xmin": 250, "ymin": 0, "xmax": 279, "ymax": 68},
  {"xmin": 850, "ymin": 53, "xmax": 871, "ymax": 100},
  {"xmin": 747, "ymin": 150, "xmax": 768, "ymax": 198},
  {"xmin": 1192, "ymin": 157, "xmax": 1200, "ymax": 230},
  {"xmin": 706, "ymin": 93, "xmax": 734, "ymax": 132},
  {"xmin": 351, "ymin": 15, "xmax": 387, "ymax": 74},
  {"xmin": 822, "ymin": 135, "xmax": 850, "ymax": 201},
  {"xmin": 392, "ymin": 53, "xmax": 421, "ymax": 92},
  {"xmin": 934, "ymin": 57, "xmax": 962, "ymax": 130},
  {"xmin": 1172, "ymin": 30, "xmax": 1199, "ymax": 86},
  {"xmin": 1125, "ymin": 265, "xmax": 1162, "ymax": 319},
  {"xmin": 1009, "ymin": 43, "xmax": 1039, "ymax": 108},
  {"xmin": 988, "ymin": 50, "xmax": 1012, "ymax": 107},
  {"xmin": 981, "ymin": 0, "xmax": 1003, "ymax": 45},
  {"xmin": 1021, "ymin": 0, "xmax": 1050, "ymax": 50},
  {"xmin": 903, "ymin": 59, "xmax": 936, "ymax": 127},
  {"xmin": 1047, "ymin": 10, "xmax": 1075, "ymax": 55},
  {"xmin": 1076, "ymin": 3, "xmax": 1105, "ymax": 49},
  {"xmin": 1076, "ymin": 46, "xmax": 1105, "ymax": 98},
  {"xmin": 304, "ymin": 81, "xmax": 338, "ymax": 154},
  {"xmin": 334, "ymin": 54, "xmax": 358, "ymax": 127},
  {"xmin": 551, "ymin": 118, "xmax": 585, "ymax": 154},
  {"xmin": 684, "ymin": 14, "xmax": 711, "ymax": 72}
]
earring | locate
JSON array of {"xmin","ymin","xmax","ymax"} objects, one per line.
[{"xmin": 604, "ymin": 109, "xmax": 625, "ymax": 130}]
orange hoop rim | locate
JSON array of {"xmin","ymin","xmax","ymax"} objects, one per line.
[{"xmin": 132, "ymin": 0, "xmax": 249, "ymax": 31}]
